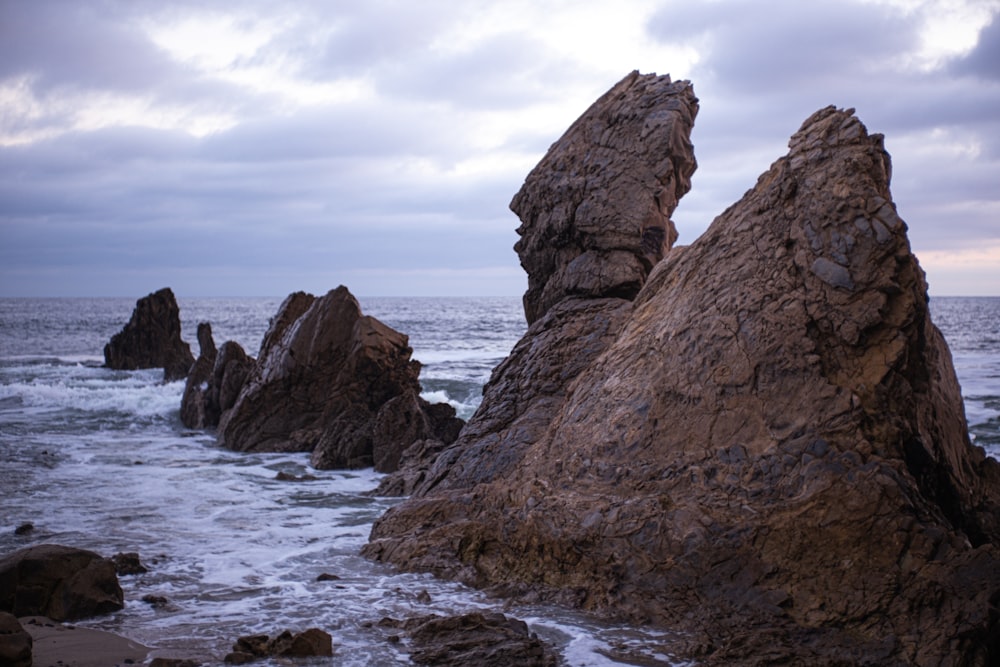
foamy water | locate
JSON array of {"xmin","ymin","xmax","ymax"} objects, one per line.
[{"xmin": 0, "ymin": 297, "xmax": 697, "ymax": 665}]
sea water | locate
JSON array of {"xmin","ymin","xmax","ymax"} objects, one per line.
[{"xmin": 0, "ymin": 295, "xmax": 997, "ymax": 665}]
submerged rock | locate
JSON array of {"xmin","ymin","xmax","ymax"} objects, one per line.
[
  {"xmin": 365, "ymin": 77, "xmax": 1000, "ymax": 664},
  {"xmin": 104, "ymin": 287, "xmax": 195, "ymax": 381},
  {"xmin": 0, "ymin": 544, "xmax": 124, "ymax": 621},
  {"xmin": 217, "ymin": 286, "xmax": 462, "ymax": 472}
]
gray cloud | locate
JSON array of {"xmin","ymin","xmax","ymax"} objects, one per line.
[{"xmin": 1, "ymin": 0, "xmax": 997, "ymax": 297}]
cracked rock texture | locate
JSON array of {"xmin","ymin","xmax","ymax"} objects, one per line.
[
  {"xmin": 512, "ymin": 70, "xmax": 697, "ymax": 325},
  {"xmin": 217, "ymin": 286, "xmax": 462, "ymax": 472},
  {"xmin": 365, "ymin": 89, "xmax": 1000, "ymax": 664}
]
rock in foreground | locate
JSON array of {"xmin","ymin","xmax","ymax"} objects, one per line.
[
  {"xmin": 365, "ymin": 84, "xmax": 1000, "ymax": 664},
  {"xmin": 104, "ymin": 287, "xmax": 194, "ymax": 381},
  {"xmin": 0, "ymin": 544, "xmax": 124, "ymax": 621},
  {"xmin": 217, "ymin": 286, "xmax": 462, "ymax": 472}
]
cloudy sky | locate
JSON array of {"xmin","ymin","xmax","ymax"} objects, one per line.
[{"xmin": 1, "ymin": 0, "xmax": 998, "ymax": 297}]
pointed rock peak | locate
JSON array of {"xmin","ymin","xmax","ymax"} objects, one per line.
[{"xmin": 510, "ymin": 71, "xmax": 698, "ymax": 325}]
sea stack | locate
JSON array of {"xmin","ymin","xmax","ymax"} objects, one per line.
[
  {"xmin": 364, "ymin": 73, "xmax": 1000, "ymax": 664},
  {"xmin": 103, "ymin": 287, "xmax": 195, "ymax": 381},
  {"xmin": 217, "ymin": 286, "xmax": 463, "ymax": 472}
]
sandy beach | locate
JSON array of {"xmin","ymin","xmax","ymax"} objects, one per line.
[{"xmin": 19, "ymin": 616, "xmax": 149, "ymax": 667}]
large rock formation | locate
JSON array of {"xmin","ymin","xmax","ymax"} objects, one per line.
[
  {"xmin": 0, "ymin": 545, "xmax": 124, "ymax": 621},
  {"xmin": 512, "ymin": 70, "xmax": 697, "ymax": 325},
  {"xmin": 104, "ymin": 287, "xmax": 195, "ymax": 381},
  {"xmin": 217, "ymin": 286, "xmax": 463, "ymax": 472},
  {"xmin": 364, "ymin": 75, "xmax": 1000, "ymax": 664}
]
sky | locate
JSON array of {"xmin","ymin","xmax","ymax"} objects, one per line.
[{"xmin": 1, "ymin": 0, "xmax": 998, "ymax": 298}]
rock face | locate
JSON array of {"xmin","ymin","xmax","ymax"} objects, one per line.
[
  {"xmin": 512, "ymin": 70, "xmax": 697, "ymax": 325},
  {"xmin": 364, "ymin": 80, "xmax": 1000, "ymax": 664},
  {"xmin": 104, "ymin": 287, "xmax": 195, "ymax": 381},
  {"xmin": 0, "ymin": 545, "xmax": 124, "ymax": 621},
  {"xmin": 217, "ymin": 286, "xmax": 463, "ymax": 472}
]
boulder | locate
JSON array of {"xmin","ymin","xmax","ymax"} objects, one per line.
[
  {"xmin": 0, "ymin": 544, "xmax": 124, "ymax": 621},
  {"xmin": 104, "ymin": 287, "xmax": 195, "ymax": 381},
  {"xmin": 217, "ymin": 286, "xmax": 463, "ymax": 472},
  {"xmin": 379, "ymin": 612, "xmax": 556, "ymax": 667},
  {"xmin": 364, "ymin": 81, "xmax": 1000, "ymax": 664},
  {"xmin": 0, "ymin": 612, "xmax": 31, "ymax": 667}
]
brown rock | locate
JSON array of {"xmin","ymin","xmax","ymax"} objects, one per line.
[
  {"xmin": 365, "ymin": 88, "xmax": 1000, "ymax": 665},
  {"xmin": 217, "ymin": 286, "xmax": 462, "ymax": 472},
  {"xmin": 511, "ymin": 70, "xmax": 697, "ymax": 325},
  {"xmin": 103, "ymin": 287, "xmax": 195, "ymax": 381},
  {"xmin": 110, "ymin": 552, "xmax": 147, "ymax": 576},
  {"xmin": 394, "ymin": 612, "xmax": 556, "ymax": 666},
  {"xmin": 180, "ymin": 322, "xmax": 217, "ymax": 428},
  {"xmin": 0, "ymin": 544, "xmax": 124, "ymax": 621},
  {"xmin": 0, "ymin": 612, "xmax": 31, "ymax": 667},
  {"xmin": 225, "ymin": 628, "xmax": 333, "ymax": 662}
]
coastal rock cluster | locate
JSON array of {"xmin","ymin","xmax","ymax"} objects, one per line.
[
  {"xmin": 104, "ymin": 287, "xmax": 195, "ymax": 381},
  {"xmin": 181, "ymin": 286, "xmax": 463, "ymax": 472},
  {"xmin": 364, "ymin": 72, "xmax": 1000, "ymax": 664}
]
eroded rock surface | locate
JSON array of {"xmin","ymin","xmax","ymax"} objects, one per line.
[
  {"xmin": 104, "ymin": 287, "xmax": 195, "ymax": 381},
  {"xmin": 365, "ymin": 93, "xmax": 1000, "ymax": 664},
  {"xmin": 512, "ymin": 70, "xmax": 697, "ymax": 325},
  {"xmin": 217, "ymin": 286, "xmax": 462, "ymax": 472},
  {"xmin": 0, "ymin": 544, "xmax": 124, "ymax": 621}
]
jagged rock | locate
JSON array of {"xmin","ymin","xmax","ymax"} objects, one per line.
[
  {"xmin": 104, "ymin": 287, "xmax": 195, "ymax": 381},
  {"xmin": 365, "ymin": 86, "xmax": 1000, "ymax": 664},
  {"xmin": 213, "ymin": 341, "xmax": 254, "ymax": 419},
  {"xmin": 180, "ymin": 322, "xmax": 218, "ymax": 428},
  {"xmin": 511, "ymin": 70, "xmax": 697, "ymax": 325},
  {"xmin": 181, "ymin": 324, "xmax": 256, "ymax": 430},
  {"xmin": 0, "ymin": 612, "xmax": 31, "ymax": 667},
  {"xmin": 0, "ymin": 544, "xmax": 124, "ymax": 621},
  {"xmin": 379, "ymin": 612, "xmax": 556, "ymax": 667},
  {"xmin": 217, "ymin": 286, "xmax": 462, "ymax": 472},
  {"xmin": 224, "ymin": 628, "xmax": 333, "ymax": 662}
]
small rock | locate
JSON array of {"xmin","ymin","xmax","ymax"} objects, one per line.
[
  {"xmin": 13, "ymin": 523, "xmax": 33, "ymax": 535},
  {"xmin": 315, "ymin": 573, "xmax": 340, "ymax": 582},
  {"xmin": 112, "ymin": 552, "xmax": 148, "ymax": 575}
]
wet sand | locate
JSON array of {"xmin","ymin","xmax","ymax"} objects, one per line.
[{"xmin": 19, "ymin": 616, "xmax": 149, "ymax": 667}]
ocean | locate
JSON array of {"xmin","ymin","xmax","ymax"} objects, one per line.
[{"xmin": 1, "ymin": 295, "xmax": 997, "ymax": 665}]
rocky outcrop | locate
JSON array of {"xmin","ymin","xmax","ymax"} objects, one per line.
[
  {"xmin": 365, "ymin": 81, "xmax": 1000, "ymax": 664},
  {"xmin": 180, "ymin": 322, "xmax": 217, "ymax": 428},
  {"xmin": 512, "ymin": 70, "xmax": 697, "ymax": 325},
  {"xmin": 217, "ymin": 286, "xmax": 462, "ymax": 472},
  {"xmin": 104, "ymin": 287, "xmax": 195, "ymax": 381},
  {"xmin": 0, "ymin": 545, "xmax": 124, "ymax": 621},
  {"xmin": 0, "ymin": 613, "xmax": 31, "ymax": 667},
  {"xmin": 378, "ymin": 612, "xmax": 557, "ymax": 666}
]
